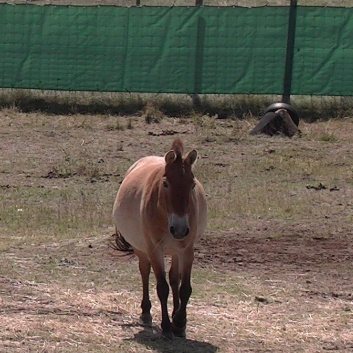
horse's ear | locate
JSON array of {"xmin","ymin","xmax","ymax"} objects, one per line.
[
  {"xmin": 165, "ymin": 150, "xmax": 176, "ymax": 164},
  {"xmin": 185, "ymin": 149, "xmax": 198, "ymax": 166}
]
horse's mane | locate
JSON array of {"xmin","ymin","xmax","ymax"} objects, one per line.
[{"xmin": 171, "ymin": 138, "xmax": 184, "ymax": 157}]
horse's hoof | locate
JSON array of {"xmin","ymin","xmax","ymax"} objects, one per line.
[
  {"xmin": 140, "ymin": 313, "xmax": 152, "ymax": 326},
  {"xmin": 171, "ymin": 324, "xmax": 186, "ymax": 338},
  {"xmin": 161, "ymin": 330, "xmax": 174, "ymax": 341}
]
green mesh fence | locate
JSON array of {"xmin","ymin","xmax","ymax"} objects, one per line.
[{"xmin": 0, "ymin": 4, "xmax": 352, "ymax": 95}]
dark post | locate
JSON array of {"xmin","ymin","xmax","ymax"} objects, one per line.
[
  {"xmin": 136, "ymin": 0, "xmax": 140, "ymax": 5},
  {"xmin": 192, "ymin": 0, "xmax": 203, "ymax": 106},
  {"xmin": 282, "ymin": 0, "xmax": 298, "ymax": 104},
  {"xmin": 193, "ymin": 16, "xmax": 205, "ymax": 108}
]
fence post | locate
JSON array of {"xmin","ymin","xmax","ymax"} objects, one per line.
[
  {"xmin": 192, "ymin": 0, "xmax": 204, "ymax": 107},
  {"xmin": 282, "ymin": 0, "xmax": 298, "ymax": 104},
  {"xmin": 193, "ymin": 16, "xmax": 206, "ymax": 105}
]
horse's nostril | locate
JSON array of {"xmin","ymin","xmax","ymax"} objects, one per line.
[{"xmin": 170, "ymin": 225, "xmax": 189, "ymax": 238}]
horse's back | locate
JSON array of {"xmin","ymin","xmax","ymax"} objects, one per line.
[
  {"xmin": 125, "ymin": 156, "xmax": 164, "ymax": 178},
  {"xmin": 194, "ymin": 180, "xmax": 207, "ymax": 243},
  {"xmin": 112, "ymin": 156, "xmax": 164, "ymax": 252}
]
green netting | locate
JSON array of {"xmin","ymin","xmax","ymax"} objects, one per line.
[
  {"xmin": 293, "ymin": 7, "xmax": 353, "ymax": 96},
  {"xmin": 0, "ymin": 4, "xmax": 352, "ymax": 95}
]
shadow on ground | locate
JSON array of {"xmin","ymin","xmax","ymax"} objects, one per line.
[{"xmin": 127, "ymin": 326, "xmax": 219, "ymax": 353}]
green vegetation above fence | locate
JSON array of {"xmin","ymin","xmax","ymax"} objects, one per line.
[{"xmin": 1, "ymin": 1, "xmax": 352, "ymax": 6}]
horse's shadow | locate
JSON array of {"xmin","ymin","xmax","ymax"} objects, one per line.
[{"xmin": 125, "ymin": 325, "xmax": 219, "ymax": 353}]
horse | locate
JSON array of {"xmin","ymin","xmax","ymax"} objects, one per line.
[{"xmin": 112, "ymin": 138, "xmax": 207, "ymax": 337}]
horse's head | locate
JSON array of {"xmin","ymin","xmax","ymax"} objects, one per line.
[{"xmin": 162, "ymin": 139, "xmax": 198, "ymax": 240}]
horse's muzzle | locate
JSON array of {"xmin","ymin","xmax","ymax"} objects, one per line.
[
  {"xmin": 168, "ymin": 213, "xmax": 190, "ymax": 239},
  {"xmin": 170, "ymin": 225, "xmax": 190, "ymax": 239}
]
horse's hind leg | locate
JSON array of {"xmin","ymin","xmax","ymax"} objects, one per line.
[
  {"xmin": 149, "ymin": 249, "xmax": 172, "ymax": 335},
  {"xmin": 135, "ymin": 249, "xmax": 152, "ymax": 326}
]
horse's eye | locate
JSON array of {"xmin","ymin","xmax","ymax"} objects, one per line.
[
  {"xmin": 192, "ymin": 182, "xmax": 196, "ymax": 189},
  {"xmin": 163, "ymin": 180, "xmax": 169, "ymax": 188}
]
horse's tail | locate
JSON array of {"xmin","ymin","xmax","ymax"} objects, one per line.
[{"xmin": 109, "ymin": 228, "xmax": 133, "ymax": 253}]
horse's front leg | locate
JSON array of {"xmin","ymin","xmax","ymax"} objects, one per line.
[
  {"xmin": 169, "ymin": 254, "xmax": 180, "ymax": 317},
  {"xmin": 149, "ymin": 249, "xmax": 172, "ymax": 335},
  {"xmin": 171, "ymin": 248, "xmax": 194, "ymax": 337}
]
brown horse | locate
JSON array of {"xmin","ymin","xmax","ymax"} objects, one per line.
[{"xmin": 112, "ymin": 138, "xmax": 207, "ymax": 337}]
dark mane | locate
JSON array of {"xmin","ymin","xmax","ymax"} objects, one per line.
[{"xmin": 171, "ymin": 138, "xmax": 184, "ymax": 157}]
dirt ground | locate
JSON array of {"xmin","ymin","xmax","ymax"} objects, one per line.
[
  {"xmin": 197, "ymin": 223, "xmax": 353, "ymax": 297},
  {"xmin": 1, "ymin": 110, "xmax": 353, "ymax": 352}
]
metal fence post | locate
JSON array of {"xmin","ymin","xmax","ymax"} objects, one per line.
[
  {"xmin": 282, "ymin": 0, "xmax": 298, "ymax": 104},
  {"xmin": 192, "ymin": 0, "xmax": 203, "ymax": 107}
]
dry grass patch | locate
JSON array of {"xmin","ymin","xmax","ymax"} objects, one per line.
[{"xmin": 1, "ymin": 111, "xmax": 353, "ymax": 352}]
